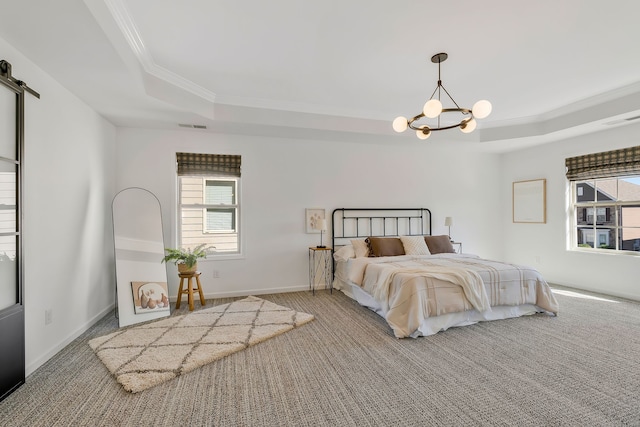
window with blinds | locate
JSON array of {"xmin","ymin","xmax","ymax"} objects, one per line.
[
  {"xmin": 567, "ymin": 146, "xmax": 640, "ymax": 253},
  {"xmin": 177, "ymin": 153, "xmax": 241, "ymax": 255}
]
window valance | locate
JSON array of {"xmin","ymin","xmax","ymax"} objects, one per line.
[
  {"xmin": 565, "ymin": 146, "xmax": 640, "ymax": 180},
  {"xmin": 176, "ymin": 152, "xmax": 241, "ymax": 177}
]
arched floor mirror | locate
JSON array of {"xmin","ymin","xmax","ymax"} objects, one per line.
[{"xmin": 112, "ymin": 188, "xmax": 169, "ymax": 327}]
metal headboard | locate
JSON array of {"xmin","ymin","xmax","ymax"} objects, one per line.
[{"xmin": 331, "ymin": 208, "xmax": 432, "ymax": 250}]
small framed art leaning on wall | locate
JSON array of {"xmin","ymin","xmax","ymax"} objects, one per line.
[{"xmin": 306, "ymin": 208, "xmax": 325, "ymax": 233}]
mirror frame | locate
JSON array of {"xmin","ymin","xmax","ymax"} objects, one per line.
[{"xmin": 112, "ymin": 187, "xmax": 169, "ymax": 327}]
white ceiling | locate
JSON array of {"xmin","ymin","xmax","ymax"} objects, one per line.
[{"xmin": 1, "ymin": 0, "xmax": 639, "ymax": 152}]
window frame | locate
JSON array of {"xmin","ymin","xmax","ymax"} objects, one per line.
[
  {"xmin": 178, "ymin": 174, "xmax": 242, "ymax": 257},
  {"xmin": 570, "ymin": 177, "xmax": 640, "ymax": 255},
  {"xmin": 202, "ymin": 178, "xmax": 238, "ymax": 234}
]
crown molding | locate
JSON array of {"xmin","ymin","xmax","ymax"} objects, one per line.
[{"xmin": 102, "ymin": 0, "xmax": 216, "ymax": 103}]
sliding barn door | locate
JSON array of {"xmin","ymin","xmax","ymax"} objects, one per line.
[{"xmin": 0, "ymin": 65, "xmax": 24, "ymax": 402}]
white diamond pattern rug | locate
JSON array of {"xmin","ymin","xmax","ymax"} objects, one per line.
[{"xmin": 89, "ymin": 296, "xmax": 314, "ymax": 393}]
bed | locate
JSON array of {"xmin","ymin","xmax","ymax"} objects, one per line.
[{"xmin": 331, "ymin": 208, "xmax": 559, "ymax": 338}]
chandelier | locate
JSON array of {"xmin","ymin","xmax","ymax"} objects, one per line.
[{"xmin": 392, "ymin": 53, "xmax": 492, "ymax": 140}]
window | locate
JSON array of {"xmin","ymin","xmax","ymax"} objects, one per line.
[
  {"xmin": 567, "ymin": 145, "xmax": 640, "ymax": 253},
  {"xmin": 567, "ymin": 146, "xmax": 640, "ymax": 253},
  {"xmin": 204, "ymin": 180, "xmax": 236, "ymax": 232},
  {"xmin": 572, "ymin": 177, "xmax": 640, "ymax": 252},
  {"xmin": 177, "ymin": 153, "xmax": 241, "ymax": 255}
]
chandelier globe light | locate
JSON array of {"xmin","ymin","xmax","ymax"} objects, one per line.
[{"xmin": 392, "ymin": 53, "xmax": 492, "ymax": 140}]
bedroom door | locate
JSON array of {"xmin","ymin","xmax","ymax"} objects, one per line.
[{"xmin": 0, "ymin": 60, "xmax": 27, "ymax": 402}]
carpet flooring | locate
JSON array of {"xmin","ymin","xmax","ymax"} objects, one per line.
[
  {"xmin": 89, "ymin": 296, "xmax": 314, "ymax": 393},
  {"xmin": 1, "ymin": 287, "xmax": 639, "ymax": 426}
]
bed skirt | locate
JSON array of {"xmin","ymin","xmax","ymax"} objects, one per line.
[{"xmin": 336, "ymin": 280, "xmax": 543, "ymax": 338}]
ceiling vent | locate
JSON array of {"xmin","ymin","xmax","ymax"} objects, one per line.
[
  {"xmin": 178, "ymin": 123, "xmax": 207, "ymax": 129},
  {"xmin": 604, "ymin": 115, "xmax": 640, "ymax": 126}
]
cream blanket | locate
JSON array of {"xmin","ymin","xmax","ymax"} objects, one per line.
[{"xmin": 370, "ymin": 266, "xmax": 491, "ymax": 313}]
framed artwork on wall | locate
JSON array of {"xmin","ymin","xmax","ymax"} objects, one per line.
[
  {"xmin": 305, "ymin": 208, "xmax": 325, "ymax": 233},
  {"xmin": 513, "ymin": 179, "xmax": 546, "ymax": 223}
]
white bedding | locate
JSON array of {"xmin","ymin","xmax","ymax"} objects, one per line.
[{"xmin": 333, "ymin": 252, "xmax": 559, "ymax": 338}]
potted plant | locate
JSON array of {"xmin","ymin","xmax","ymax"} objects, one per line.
[{"xmin": 161, "ymin": 243, "xmax": 213, "ymax": 274}]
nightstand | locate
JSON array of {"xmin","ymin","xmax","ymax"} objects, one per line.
[
  {"xmin": 451, "ymin": 241, "xmax": 462, "ymax": 254},
  {"xmin": 308, "ymin": 247, "xmax": 333, "ymax": 295}
]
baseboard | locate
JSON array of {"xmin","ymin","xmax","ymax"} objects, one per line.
[
  {"xmin": 549, "ymin": 281, "xmax": 640, "ymax": 303},
  {"xmin": 26, "ymin": 303, "xmax": 115, "ymax": 377},
  {"xmin": 207, "ymin": 284, "xmax": 311, "ymax": 299},
  {"xmin": 168, "ymin": 284, "xmax": 311, "ymax": 302}
]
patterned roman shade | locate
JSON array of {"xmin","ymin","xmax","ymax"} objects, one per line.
[
  {"xmin": 176, "ymin": 152, "xmax": 241, "ymax": 177},
  {"xmin": 565, "ymin": 146, "xmax": 640, "ymax": 180}
]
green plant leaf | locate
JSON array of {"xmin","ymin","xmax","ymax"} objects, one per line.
[{"xmin": 161, "ymin": 244, "xmax": 215, "ymax": 266}]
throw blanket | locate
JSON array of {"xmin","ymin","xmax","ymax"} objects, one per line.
[{"xmin": 370, "ymin": 266, "xmax": 491, "ymax": 313}]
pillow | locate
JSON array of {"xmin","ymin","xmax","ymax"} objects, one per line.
[
  {"xmin": 333, "ymin": 245, "xmax": 355, "ymax": 261},
  {"xmin": 366, "ymin": 237, "xmax": 405, "ymax": 257},
  {"xmin": 351, "ymin": 239, "xmax": 370, "ymax": 258},
  {"xmin": 400, "ymin": 235, "xmax": 431, "ymax": 255},
  {"xmin": 424, "ymin": 235, "xmax": 456, "ymax": 254}
]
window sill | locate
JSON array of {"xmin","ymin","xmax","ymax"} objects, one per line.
[
  {"xmin": 570, "ymin": 247, "xmax": 640, "ymax": 257},
  {"xmin": 201, "ymin": 253, "xmax": 245, "ymax": 261}
]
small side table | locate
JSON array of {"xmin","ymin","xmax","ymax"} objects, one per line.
[
  {"xmin": 451, "ymin": 241, "xmax": 462, "ymax": 254},
  {"xmin": 176, "ymin": 271, "xmax": 206, "ymax": 311},
  {"xmin": 308, "ymin": 247, "xmax": 332, "ymax": 295}
]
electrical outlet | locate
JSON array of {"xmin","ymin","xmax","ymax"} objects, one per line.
[
  {"xmin": 45, "ymin": 309, "xmax": 53, "ymax": 325},
  {"xmin": 213, "ymin": 270, "xmax": 220, "ymax": 278}
]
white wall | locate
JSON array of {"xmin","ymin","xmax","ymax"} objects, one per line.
[
  {"xmin": 0, "ymin": 36, "xmax": 118, "ymax": 375},
  {"xmin": 501, "ymin": 122, "xmax": 640, "ymax": 301},
  {"xmin": 115, "ymin": 128, "xmax": 503, "ymax": 298}
]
